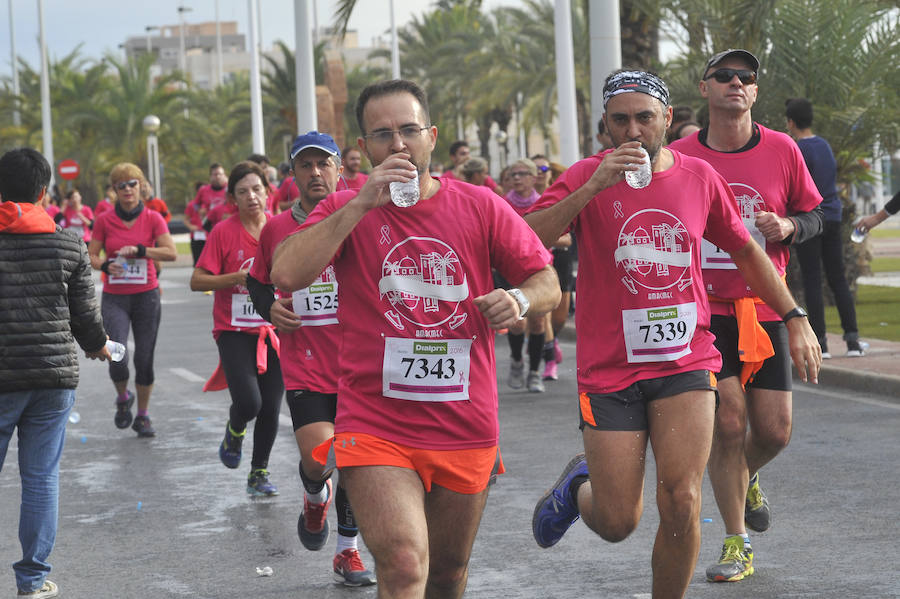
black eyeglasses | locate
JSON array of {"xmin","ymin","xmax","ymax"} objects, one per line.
[
  {"xmin": 115, "ymin": 179, "xmax": 140, "ymax": 191},
  {"xmin": 364, "ymin": 125, "xmax": 430, "ymax": 144},
  {"xmin": 704, "ymin": 68, "xmax": 757, "ymax": 85}
]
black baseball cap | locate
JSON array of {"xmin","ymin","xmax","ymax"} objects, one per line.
[{"xmin": 704, "ymin": 49, "xmax": 760, "ymax": 75}]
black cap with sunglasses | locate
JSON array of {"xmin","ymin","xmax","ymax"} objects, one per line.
[{"xmin": 703, "ymin": 48, "xmax": 760, "ymax": 79}]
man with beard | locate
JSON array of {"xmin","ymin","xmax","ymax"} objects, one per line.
[
  {"xmin": 186, "ymin": 164, "xmax": 228, "ymax": 263},
  {"xmin": 247, "ymin": 131, "xmax": 375, "ymax": 586},
  {"xmin": 340, "ymin": 146, "xmax": 369, "ymax": 191},
  {"xmin": 525, "ymin": 70, "xmax": 820, "ymax": 598},
  {"xmin": 271, "ymin": 79, "xmax": 560, "ymax": 597}
]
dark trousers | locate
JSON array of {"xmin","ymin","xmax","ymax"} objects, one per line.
[{"xmin": 795, "ymin": 220, "xmax": 859, "ymax": 351}]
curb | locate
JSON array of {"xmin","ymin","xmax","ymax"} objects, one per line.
[{"xmin": 555, "ymin": 325, "xmax": 900, "ymax": 403}]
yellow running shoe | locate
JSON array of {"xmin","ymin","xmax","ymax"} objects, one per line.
[
  {"xmin": 706, "ymin": 535, "xmax": 754, "ymax": 582},
  {"xmin": 745, "ymin": 473, "xmax": 771, "ymax": 532}
]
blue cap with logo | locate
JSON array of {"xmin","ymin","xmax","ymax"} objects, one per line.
[{"xmin": 290, "ymin": 131, "xmax": 341, "ymax": 160}]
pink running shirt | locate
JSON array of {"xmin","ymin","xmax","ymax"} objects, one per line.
[
  {"xmin": 62, "ymin": 205, "xmax": 94, "ymax": 242},
  {"xmin": 531, "ymin": 149, "xmax": 750, "ymax": 394},
  {"xmin": 339, "ymin": 172, "xmax": 368, "ymax": 191},
  {"xmin": 669, "ymin": 125, "xmax": 822, "ymax": 321},
  {"xmin": 196, "ymin": 214, "xmax": 269, "ymax": 336},
  {"xmin": 302, "ymin": 179, "xmax": 552, "ymax": 450},
  {"xmin": 250, "ymin": 210, "xmax": 340, "ymax": 393},
  {"xmin": 92, "ymin": 208, "xmax": 168, "ymax": 295}
]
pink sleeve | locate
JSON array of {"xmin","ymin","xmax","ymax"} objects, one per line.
[
  {"xmin": 196, "ymin": 225, "xmax": 223, "ymax": 275},
  {"xmin": 92, "ymin": 214, "xmax": 107, "ymax": 244},
  {"xmin": 488, "ymin": 193, "xmax": 553, "ymax": 285},
  {"xmin": 151, "ymin": 211, "xmax": 168, "ymax": 240},
  {"xmin": 704, "ymin": 172, "xmax": 752, "ymax": 252}
]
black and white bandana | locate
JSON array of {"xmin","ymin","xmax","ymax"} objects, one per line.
[{"xmin": 602, "ymin": 71, "xmax": 670, "ymax": 107}]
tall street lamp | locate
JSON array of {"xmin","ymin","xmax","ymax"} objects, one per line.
[
  {"xmin": 177, "ymin": 5, "xmax": 192, "ymax": 75},
  {"xmin": 143, "ymin": 115, "xmax": 162, "ymax": 198},
  {"xmin": 8, "ymin": 0, "xmax": 20, "ymax": 126},
  {"xmin": 145, "ymin": 25, "xmax": 159, "ymax": 54}
]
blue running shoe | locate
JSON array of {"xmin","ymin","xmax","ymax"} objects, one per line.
[
  {"xmin": 219, "ymin": 421, "xmax": 245, "ymax": 469},
  {"xmin": 247, "ymin": 469, "xmax": 279, "ymax": 496},
  {"xmin": 532, "ymin": 453, "xmax": 588, "ymax": 548}
]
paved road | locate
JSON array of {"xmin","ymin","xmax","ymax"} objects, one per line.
[{"xmin": 2, "ymin": 266, "xmax": 899, "ymax": 598}]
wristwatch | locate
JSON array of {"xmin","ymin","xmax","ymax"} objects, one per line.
[
  {"xmin": 782, "ymin": 306, "xmax": 808, "ymax": 322},
  {"xmin": 507, "ymin": 288, "xmax": 530, "ymax": 320}
]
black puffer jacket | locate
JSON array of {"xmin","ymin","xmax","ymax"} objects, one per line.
[{"xmin": 0, "ymin": 202, "xmax": 107, "ymax": 392}]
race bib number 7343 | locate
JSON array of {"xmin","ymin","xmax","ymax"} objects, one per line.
[{"xmin": 382, "ymin": 337, "xmax": 471, "ymax": 402}]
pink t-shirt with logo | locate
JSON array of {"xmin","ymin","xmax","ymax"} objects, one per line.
[
  {"xmin": 531, "ymin": 149, "xmax": 750, "ymax": 394},
  {"xmin": 92, "ymin": 208, "xmax": 168, "ymax": 295},
  {"xmin": 196, "ymin": 214, "xmax": 268, "ymax": 336},
  {"xmin": 302, "ymin": 179, "xmax": 552, "ymax": 450},
  {"xmin": 250, "ymin": 210, "xmax": 341, "ymax": 393},
  {"xmin": 669, "ymin": 125, "xmax": 822, "ymax": 321},
  {"xmin": 62, "ymin": 205, "xmax": 94, "ymax": 242}
]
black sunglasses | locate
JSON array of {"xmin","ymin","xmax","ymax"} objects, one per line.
[
  {"xmin": 704, "ymin": 68, "xmax": 757, "ymax": 85},
  {"xmin": 537, "ymin": 165, "xmax": 550, "ymax": 173},
  {"xmin": 115, "ymin": 179, "xmax": 140, "ymax": 191}
]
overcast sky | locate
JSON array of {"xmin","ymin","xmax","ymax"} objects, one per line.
[{"xmin": 1, "ymin": 0, "xmax": 514, "ymax": 71}]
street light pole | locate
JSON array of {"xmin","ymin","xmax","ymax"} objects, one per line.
[
  {"xmin": 8, "ymin": 0, "xmax": 20, "ymax": 127},
  {"xmin": 143, "ymin": 115, "xmax": 162, "ymax": 198},
  {"xmin": 389, "ymin": 0, "xmax": 400, "ymax": 79},
  {"xmin": 38, "ymin": 0, "xmax": 54, "ymax": 186},
  {"xmin": 177, "ymin": 5, "xmax": 192, "ymax": 75},
  {"xmin": 145, "ymin": 25, "xmax": 159, "ymax": 54},
  {"xmin": 294, "ymin": 0, "xmax": 316, "ymax": 134},
  {"xmin": 215, "ymin": 0, "xmax": 223, "ymax": 87},
  {"xmin": 248, "ymin": 0, "xmax": 265, "ymax": 153}
]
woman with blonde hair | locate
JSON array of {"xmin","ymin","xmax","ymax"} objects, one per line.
[{"xmin": 88, "ymin": 162, "xmax": 176, "ymax": 437}]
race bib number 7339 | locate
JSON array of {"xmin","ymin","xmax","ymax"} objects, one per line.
[{"xmin": 622, "ymin": 302, "xmax": 696, "ymax": 363}]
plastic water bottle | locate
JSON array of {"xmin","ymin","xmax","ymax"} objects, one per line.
[
  {"xmin": 625, "ymin": 147, "xmax": 652, "ymax": 189},
  {"xmin": 389, "ymin": 171, "xmax": 419, "ymax": 207},
  {"xmin": 106, "ymin": 340, "xmax": 126, "ymax": 362},
  {"xmin": 850, "ymin": 217, "xmax": 867, "ymax": 244}
]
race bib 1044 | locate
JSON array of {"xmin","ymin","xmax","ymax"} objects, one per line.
[
  {"xmin": 622, "ymin": 302, "xmax": 696, "ymax": 363},
  {"xmin": 231, "ymin": 293, "xmax": 266, "ymax": 328},
  {"xmin": 382, "ymin": 337, "xmax": 471, "ymax": 402}
]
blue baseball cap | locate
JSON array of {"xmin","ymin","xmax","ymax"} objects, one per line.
[{"xmin": 289, "ymin": 131, "xmax": 341, "ymax": 160}]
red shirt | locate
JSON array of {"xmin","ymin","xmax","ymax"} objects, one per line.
[
  {"xmin": 302, "ymin": 179, "xmax": 552, "ymax": 450},
  {"xmin": 193, "ymin": 184, "xmax": 227, "ymax": 211},
  {"xmin": 94, "ymin": 199, "xmax": 113, "ymax": 217},
  {"xmin": 669, "ymin": 125, "xmax": 822, "ymax": 320},
  {"xmin": 442, "ymin": 169, "xmax": 498, "ymax": 192},
  {"xmin": 196, "ymin": 215, "xmax": 270, "ymax": 336},
  {"xmin": 250, "ymin": 210, "xmax": 341, "ymax": 393},
  {"xmin": 339, "ymin": 172, "xmax": 368, "ymax": 191},
  {"xmin": 144, "ymin": 197, "xmax": 171, "ymax": 223},
  {"xmin": 93, "ymin": 208, "xmax": 169, "ymax": 295},
  {"xmin": 532, "ymin": 149, "xmax": 750, "ymax": 393}
]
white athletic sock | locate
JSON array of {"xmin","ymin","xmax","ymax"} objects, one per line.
[
  {"xmin": 335, "ymin": 533, "xmax": 358, "ymax": 555},
  {"xmin": 306, "ymin": 485, "xmax": 328, "ymax": 504}
]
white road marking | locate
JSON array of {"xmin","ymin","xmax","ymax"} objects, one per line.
[{"xmin": 170, "ymin": 368, "xmax": 206, "ymax": 383}]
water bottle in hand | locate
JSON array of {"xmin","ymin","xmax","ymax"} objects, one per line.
[
  {"xmin": 625, "ymin": 147, "xmax": 652, "ymax": 189},
  {"xmin": 106, "ymin": 340, "xmax": 126, "ymax": 362},
  {"xmin": 850, "ymin": 217, "xmax": 867, "ymax": 244},
  {"xmin": 389, "ymin": 171, "xmax": 420, "ymax": 207}
]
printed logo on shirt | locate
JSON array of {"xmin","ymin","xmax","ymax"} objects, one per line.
[
  {"xmin": 614, "ymin": 209, "xmax": 692, "ymax": 296},
  {"xmin": 378, "ymin": 236, "xmax": 469, "ymax": 331},
  {"xmin": 701, "ymin": 182, "xmax": 767, "ymax": 270}
]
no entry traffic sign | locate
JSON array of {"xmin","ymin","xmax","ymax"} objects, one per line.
[{"xmin": 58, "ymin": 159, "xmax": 80, "ymax": 180}]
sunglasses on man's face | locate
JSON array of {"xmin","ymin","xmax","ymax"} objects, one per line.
[
  {"xmin": 704, "ymin": 68, "xmax": 757, "ymax": 85},
  {"xmin": 537, "ymin": 165, "xmax": 550, "ymax": 173},
  {"xmin": 115, "ymin": 179, "xmax": 140, "ymax": 191}
]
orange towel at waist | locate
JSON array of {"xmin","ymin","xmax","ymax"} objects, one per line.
[
  {"xmin": 709, "ymin": 295, "xmax": 775, "ymax": 388},
  {"xmin": 203, "ymin": 326, "xmax": 281, "ymax": 392}
]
